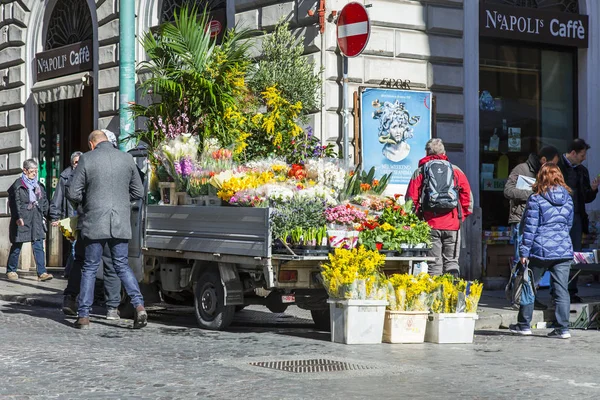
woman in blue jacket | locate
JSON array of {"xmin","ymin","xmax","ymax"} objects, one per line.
[{"xmin": 510, "ymin": 163, "xmax": 574, "ymax": 339}]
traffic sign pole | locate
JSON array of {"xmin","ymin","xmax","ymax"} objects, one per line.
[{"xmin": 342, "ymin": 56, "xmax": 349, "ymax": 166}]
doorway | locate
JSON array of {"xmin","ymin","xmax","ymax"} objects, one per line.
[{"xmin": 42, "ymin": 84, "xmax": 94, "ymax": 268}]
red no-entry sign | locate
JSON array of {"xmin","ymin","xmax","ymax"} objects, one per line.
[{"xmin": 336, "ymin": 2, "xmax": 370, "ymax": 58}]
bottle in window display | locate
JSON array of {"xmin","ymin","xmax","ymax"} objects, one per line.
[{"xmin": 508, "ymin": 127, "xmax": 521, "ymax": 152}]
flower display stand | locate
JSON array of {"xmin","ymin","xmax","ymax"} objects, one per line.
[
  {"xmin": 382, "ymin": 310, "xmax": 429, "ymax": 343},
  {"xmin": 328, "ymin": 299, "xmax": 387, "ymax": 344},
  {"xmin": 424, "ymin": 313, "xmax": 479, "ymax": 344}
]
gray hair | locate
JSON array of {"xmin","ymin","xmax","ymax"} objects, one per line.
[
  {"xmin": 23, "ymin": 159, "xmax": 37, "ymax": 170},
  {"xmin": 425, "ymin": 138, "xmax": 445, "ymax": 156},
  {"xmin": 70, "ymin": 151, "xmax": 83, "ymax": 164}
]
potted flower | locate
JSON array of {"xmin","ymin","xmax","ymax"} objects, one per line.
[
  {"xmin": 325, "ymin": 204, "xmax": 367, "ymax": 249},
  {"xmin": 320, "ymin": 247, "xmax": 388, "ymax": 344},
  {"xmin": 270, "ymin": 194, "xmax": 327, "ymax": 255},
  {"xmin": 383, "ymin": 273, "xmax": 436, "ymax": 343},
  {"xmin": 426, "ymin": 275, "xmax": 483, "ymax": 344}
]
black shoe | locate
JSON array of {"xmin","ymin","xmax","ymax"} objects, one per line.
[
  {"xmin": 62, "ymin": 295, "xmax": 78, "ymax": 316},
  {"xmin": 534, "ymin": 299, "xmax": 548, "ymax": 310},
  {"xmin": 570, "ymin": 295, "xmax": 583, "ymax": 304}
]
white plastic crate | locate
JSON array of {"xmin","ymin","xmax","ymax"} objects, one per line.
[
  {"xmin": 424, "ymin": 313, "xmax": 478, "ymax": 344},
  {"xmin": 328, "ymin": 299, "xmax": 387, "ymax": 344},
  {"xmin": 382, "ymin": 310, "xmax": 429, "ymax": 343}
]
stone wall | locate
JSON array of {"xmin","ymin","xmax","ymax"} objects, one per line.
[{"xmin": 234, "ymin": 0, "xmax": 465, "ymax": 169}]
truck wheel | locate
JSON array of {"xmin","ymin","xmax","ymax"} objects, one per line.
[
  {"xmin": 194, "ymin": 268, "xmax": 235, "ymax": 330},
  {"xmin": 311, "ymin": 309, "xmax": 331, "ymax": 331}
]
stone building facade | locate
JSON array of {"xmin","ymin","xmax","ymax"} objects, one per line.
[{"xmin": 1, "ymin": 0, "xmax": 599, "ymax": 280}]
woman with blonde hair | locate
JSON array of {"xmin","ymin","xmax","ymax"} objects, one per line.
[{"xmin": 510, "ymin": 163, "xmax": 573, "ymax": 339}]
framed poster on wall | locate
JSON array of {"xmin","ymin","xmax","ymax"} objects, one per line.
[{"xmin": 359, "ymin": 88, "xmax": 432, "ymax": 197}]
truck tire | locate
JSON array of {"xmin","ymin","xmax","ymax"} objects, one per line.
[
  {"xmin": 194, "ymin": 268, "xmax": 235, "ymax": 330},
  {"xmin": 311, "ymin": 309, "xmax": 331, "ymax": 331}
]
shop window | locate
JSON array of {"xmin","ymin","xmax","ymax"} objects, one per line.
[
  {"xmin": 161, "ymin": 0, "xmax": 226, "ymax": 24},
  {"xmin": 45, "ymin": 0, "xmax": 93, "ymax": 50},
  {"xmin": 479, "ymin": 40, "xmax": 577, "ymax": 228}
]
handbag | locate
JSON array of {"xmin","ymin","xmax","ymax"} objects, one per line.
[{"xmin": 505, "ymin": 260, "xmax": 537, "ymax": 306}]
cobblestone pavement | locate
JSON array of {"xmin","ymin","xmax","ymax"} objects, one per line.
[{"xmin": 2, "ymin": 301, "xmax": 600, "ymax": 399}]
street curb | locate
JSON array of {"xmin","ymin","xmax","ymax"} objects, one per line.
[{"xmin": 0, "ymin": 294, "xmax": 61, "ymax": 309}]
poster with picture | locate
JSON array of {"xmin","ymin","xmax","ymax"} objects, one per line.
[{"xmin": 360, "ymin": 88, "xmax": 432, "ymax": 197}]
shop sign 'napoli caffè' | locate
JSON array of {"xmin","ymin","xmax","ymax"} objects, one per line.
[
  {"xmin": 480, "ymin": 3, "xmax": 588, "ymax": 48},
  {"xmin": 36, "ymin": 40, "xmax": 93, "ymax": 81}
]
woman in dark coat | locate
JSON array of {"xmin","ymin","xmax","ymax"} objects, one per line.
[
  {"xmin": 510, "ymin": 163, "xmax": 573, "ymax": 339},
  {"xmin": 6, "ymin": 159, "xmax": 53, "ymax": 281}
]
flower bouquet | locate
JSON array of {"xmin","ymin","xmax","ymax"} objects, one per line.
[
  {"xmin": 58, "ymin": 216, "xmax": 78, "ymax": 241},
  {"xmin": 320, "ymin": 246, "xmax": 386, "ymax": 300}
]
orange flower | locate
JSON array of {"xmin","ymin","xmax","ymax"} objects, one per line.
[
  {"xmin": 372, "ymin": 179, "xmax": 379, "ymax": 186},
  {"xmin": 360, "ymin": 183, "xmax": 371, "ymax": 192},
  {"xmin": 394, "ymin": 193, "xmax": 403, "ymax": 199}
]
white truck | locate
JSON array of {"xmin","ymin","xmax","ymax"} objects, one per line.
[{"xmin": 127, "ymin": 149, "xmax": 433, "ymax": 331}]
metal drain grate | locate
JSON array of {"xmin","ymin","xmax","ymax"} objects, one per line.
[{"xmin": 249, "ymin": 359, "xmax": 373, "ymax": 373}]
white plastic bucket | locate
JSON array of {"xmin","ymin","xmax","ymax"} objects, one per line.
[
  {"xmin": 424, "ymin": 313, "xmax": 478, "ymax": 344},
  {"xmin": 328, "ymin": 299, "xmax": 387, "ymax": 344},
  {"xmin": 382, "ymin": 310, "xmax": 429, "ymax": 343}
]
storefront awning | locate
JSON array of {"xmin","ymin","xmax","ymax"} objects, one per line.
[{"xmin": 31, "ymin": 72, "xmax": 91, "ymax": 104}]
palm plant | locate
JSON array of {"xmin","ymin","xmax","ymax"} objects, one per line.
[{"xmin": 131, "ymin": 5, "xmax": 255, "ymax": 154}]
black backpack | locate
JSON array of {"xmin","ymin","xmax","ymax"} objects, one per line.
[{"xmin": 420, "ymin": 159, "xmax": 460, "ymax": 216}]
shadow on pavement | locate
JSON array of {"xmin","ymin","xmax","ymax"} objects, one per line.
[{"xmin": 0, "ymin": 276, "xmax": 65, "ymax": 294}]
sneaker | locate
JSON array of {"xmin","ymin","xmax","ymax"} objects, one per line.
[
  {"xmin": 547, "ymin": 329, "xmax": 571, "ymax": 339},
  {"xmin": 133, "ymin": 306, "xmax": 148, "ymax": 329},
  {"xmin": 38, "ymin": 273, "xmax": 53, "ymax": 282},
  {"xmin": 62, "ymin": 295, "xmax": 78, "ymax": 316},
  {"xmin": 509, "ymin": 324, "xmax": 532, "ymax": 335},
  {"xmin": 534, "ymin": 299, "xmax": 548, "ymax": 311},
  {"xmin": 6, "ymin": 272, "xmax": 18, "ymax": 281},
  {"xmin": 74, "ymin": 317, "xmax": 90, "ymax": 330},
  {"xmin": 106, "ymin": 308, "xmax": 120, "ymax": 321}
]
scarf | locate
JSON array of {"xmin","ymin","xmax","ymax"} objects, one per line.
[{"xmin": 21, "ymin": 173, "xmax": 40, "ymax": 205}]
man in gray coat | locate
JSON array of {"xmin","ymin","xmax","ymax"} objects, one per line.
[
  {"xmin": 66, "ymin": 130, "xmax": 147, "ymax": 330},
  {"xmin": 504, "ymin": 145, "xmax": 559, "ymax": 309}
]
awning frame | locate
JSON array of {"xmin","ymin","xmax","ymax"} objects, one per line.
[{"xmin": 32, "ymin": 72, "xmax": 92, "ymax": 104}]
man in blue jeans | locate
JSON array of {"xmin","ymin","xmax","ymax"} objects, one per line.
[{"xmin": 66, "ymin": 130, "xmax": 146, "ymax": 330}]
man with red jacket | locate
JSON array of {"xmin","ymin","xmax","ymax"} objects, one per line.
[{"xmin": 406, "ymin": 138, "xmax": 473, "ymax": 277}]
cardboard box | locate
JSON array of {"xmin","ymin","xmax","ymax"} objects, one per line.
[
  {"xmin": 485, "ymin": 244, "xmax": 514, "ymax": 278},
  {"xmin": 569, "ymin": 302, "xmax": 600, "ymax": 329}
]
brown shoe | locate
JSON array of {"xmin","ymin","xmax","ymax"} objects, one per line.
[
  {"xmin": 74, "ymin": 317, "xmax": 90, "ymax": 329},
  {"xmin": 38, "ymin": 273, "xmax": 53, "ymax": 281},
  {"xmin": 133, "ymin": 305, "xmax": 147, "ymax": 329},
  {"xmin": 6, "ymin": 272, "xmax": 18, "ymax": 281}
]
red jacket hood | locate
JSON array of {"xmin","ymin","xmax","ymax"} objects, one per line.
[{"xmin": 418, "ymin": 154, "xmax": 448, "ymax": 167}]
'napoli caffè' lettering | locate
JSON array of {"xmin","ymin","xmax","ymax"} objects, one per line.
[
  {"xmin": 480, "ymin": 4, "xmax": 588, "ymax": 48},
  {"xmin": 36, "ymin": 40, "xmax": 93, "ymax": 81}
]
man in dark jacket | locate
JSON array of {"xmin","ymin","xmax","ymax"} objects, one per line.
[
  {"xmin": 558, "ymin": 139, "xmax": 599, "ymax": 303},
  {"xmin": 67, "ymin": 130, "xmax": 146, "ymax": 330},
  {"xmin": 504, "ymin": 146, "xmax": 559, "ymax": 310},
  {"xmin": 50, "ymin": 151, "xmax": 82, "ymax": 277}
]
